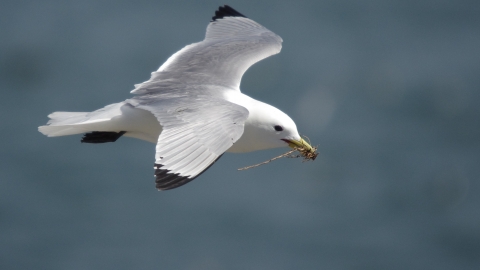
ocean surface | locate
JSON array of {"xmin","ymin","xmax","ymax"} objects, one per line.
[{"xmin": 1, "ymin": 0, "xmax": 479, "ymax": 269}]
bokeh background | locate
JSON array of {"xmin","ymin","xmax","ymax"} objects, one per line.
[{"xmin": 1, "ymin": 0, "xmax": 479, "ymax": 269}]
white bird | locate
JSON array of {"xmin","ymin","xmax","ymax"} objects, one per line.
[{"xmin": 39, "ymin": 5, "xmax": 315, "ymax": 190}]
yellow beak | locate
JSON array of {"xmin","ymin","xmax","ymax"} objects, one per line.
[{"xmin": 284, "ymin": 137, "xmax": 313, "ymax": 151}]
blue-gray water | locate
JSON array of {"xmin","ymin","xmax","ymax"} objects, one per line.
[{"xmin": 1, "ymin": 1, "xmax": 479, "ymax": 269}]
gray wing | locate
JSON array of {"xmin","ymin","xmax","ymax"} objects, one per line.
[
  {"xmin": 131, "ymin": 5, "xmax": 283, "ymax": 95},
  {"xmin": 128, "ymin": 92, "xmax": 249, "ymax": 190}
]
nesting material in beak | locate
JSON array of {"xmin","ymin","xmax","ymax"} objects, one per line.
[
  {"xmin": 283, "ymin": 137, "xmax": 318, "ymax": 161},
  {"xmin": 238, "ymin": 136, "xmax": 318, "ymax": 171}
]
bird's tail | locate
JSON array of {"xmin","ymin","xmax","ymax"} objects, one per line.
[
  {"xmin": 39, "ymin": 102, "xmax": 161, "ymax": 143},
  {"xmin": 38, "ymin": 111, "xmax": 90, "ymax": 137},
  {"xmin": 38, "ymin": 103, "xmax": 126, "ymax": 138}
]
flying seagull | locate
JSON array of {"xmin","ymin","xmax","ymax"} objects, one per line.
[{"xmin": 39, "ymin": 5, "xmax": 316, "ymax": 190}]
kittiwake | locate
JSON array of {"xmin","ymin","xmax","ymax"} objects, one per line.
[{"xmin": 38, "ymin": 5, "xmax": 316, "ymax": 190}]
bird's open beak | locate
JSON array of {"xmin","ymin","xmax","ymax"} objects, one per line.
[{"xmin": 282, "ymin": 138, "xmax": 313, "ymax": 152}]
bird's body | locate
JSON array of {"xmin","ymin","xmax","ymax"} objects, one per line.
[{"xmin": 39, "ymin": 5, "xmax": 316, "ymax": 190}]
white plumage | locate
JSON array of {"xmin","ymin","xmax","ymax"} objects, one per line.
[{"xmin": 39, "ymin": 5, "xmax": 311, "ymax": 190}]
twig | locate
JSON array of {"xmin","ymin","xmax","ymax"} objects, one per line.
[
  {"xmin": 237, "ymin": 149, "xmax": 298, "ymax": 171},
  {"xmin": 238, "ymin": 134, "xmax": 319, "ymax": 171}
]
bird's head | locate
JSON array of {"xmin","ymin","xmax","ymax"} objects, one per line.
[{"xmin": 229, "ymin": 101, "xmax": 314, "ymax": 154}]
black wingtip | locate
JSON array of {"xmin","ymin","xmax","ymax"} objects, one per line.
[
  {"xmin": 154, "ymin": 154, "xmax": 224, "ymax": 191},
  {"xmin": 81, "ymin": 131, "xmax": 126, "ymax": 144},
  {"xmin": 211, "ymin": 5, "xmax": 247, "ymax": 22},
  {"xmin": 154, "ymin": 164, "xmax": 193, "ymax": 191}
]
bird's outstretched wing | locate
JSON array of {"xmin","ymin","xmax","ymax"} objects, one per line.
[
  {"xmin": 128, "ymin": 91, "xmax": 249, "ymax": 190},
  {"xmin": 131, "ymin": 5, "xmax": 282, "ymax": 94}
]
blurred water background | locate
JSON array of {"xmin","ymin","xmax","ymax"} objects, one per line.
[{"xmin": 1, "ymin": 0, "xmax": 479, "ymax": 269}]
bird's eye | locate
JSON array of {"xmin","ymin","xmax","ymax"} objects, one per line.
[{"xmin": 274, "ymin": 125, "xmax": 283, "ymax": 132}]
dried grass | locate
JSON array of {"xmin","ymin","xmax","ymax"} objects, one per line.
[{"xmin": 238, "ymin": 137, "xmax": 318, "ymax": 171}]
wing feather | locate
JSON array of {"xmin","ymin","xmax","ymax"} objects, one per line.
[
  {"xmin": 131, "ymin": 6, "xmax": 282, "ymax": 94},
  {"xmin": 128, "ymin": 94, "xmax": 248, "ymax": 190}
]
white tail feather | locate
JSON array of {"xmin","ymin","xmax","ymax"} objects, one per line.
[
  {"xmin": 38, "ymin": 102, "xmax": 162, "ymax": 143},
  {"xmin": 38, "ymin": 103, "xmax": 125, "ymax": 137}
]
